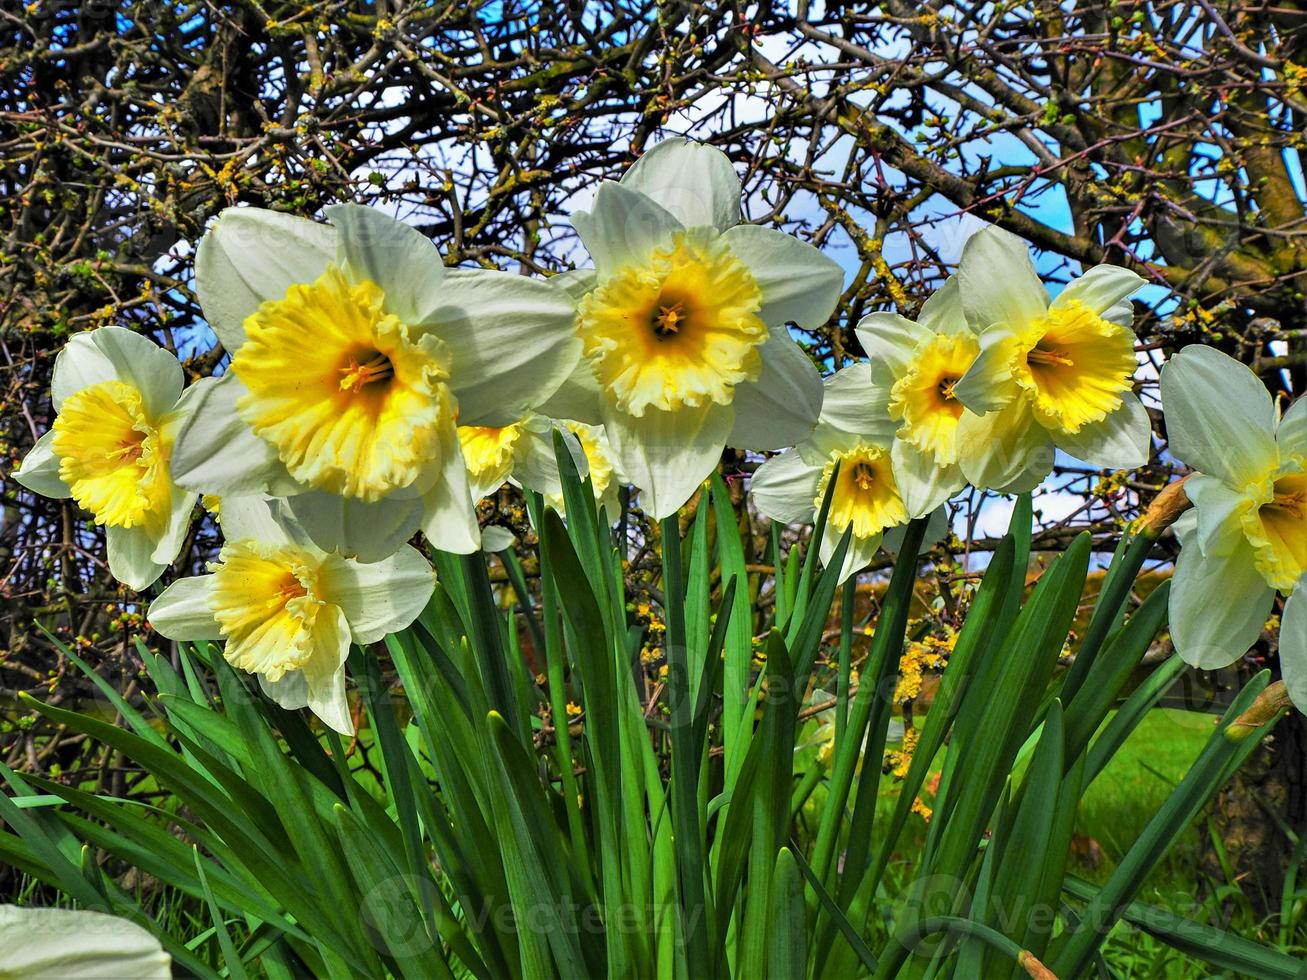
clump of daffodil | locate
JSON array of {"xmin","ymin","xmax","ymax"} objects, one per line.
[
  {"xmin": 12, "ymin": 327, "xmax": 202, "ymax": 590},
  {"xmin": 1160, "ymin": 346, "xmax": 1307, "ymax": 695},
  {"xmin": 750, "ymin": 367, "xmax": 948, "ymax": 582},
  {"xmin": 559, "ymin": 138, "xmax": 843, "ymax": 519},
  {"xmin": 951, "ymin": 227, "xmax": 1150, "ymax": 489},
  {"xmin": 147, "ymin": 496, "xmax": 434, "ymax": 734},
  {"xmin": 172, "ymin": 204, "xmax": 580, "ymax": 560},
  {"xmin": 853, "ymin": 276, "xmax": 977, "ymax": 512}
]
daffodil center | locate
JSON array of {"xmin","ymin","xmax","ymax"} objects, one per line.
[
  {"xmin": 208, "ymin": 539, "xmax": 325, "ymax": 682},
  {"xmin": 232, "ymin": 264, "xmax": 454, "ymax": 502},
  {"xmin": 51, "ymin": 379, "xmax": 174, "ymax": 531},
  {"xmin": 1011, "ymin": 300, "xmax": 1136, "ymax": 435},
  {"xmin": 577, "ymin": 229, "xmax": 767, "ymax": 416},
  {"xmin": 850, "ymin": 460, "xmax": 876, "ymax": 492},
  {"xmin": 338, "ymin": 349, "xmax": 395, "ymax": 393},
  {"xmin": 816, "ymin": 447, "xmax": 909, "ymax": 541},
  {"xmin": 1026, "ymin": 343, "xmax": 1075, "ymax": 368},
  {"xmin": 888, "ymin": 332, "xmax": 979, "ymax": 465},
  {"xmin": 653, "ymin": 301, "xmax": 687, "ymax": 337}
]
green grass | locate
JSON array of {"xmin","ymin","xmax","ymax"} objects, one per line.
[{"xmin": 1076, "ymin": 707, "xmax": 1214, "ymax": 875}]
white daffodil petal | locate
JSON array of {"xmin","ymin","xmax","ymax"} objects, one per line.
[
  {"xmin": 1051, "ymin": 264, "xmax": 1144, "ymax": 316},
  {"xmin": 958, "ymin": 226, "xmax": 1048, "ymax": 331},
  {"xmin": 105, "ymin": 524, "xmax": 166, "ymax": 591},
  {"xmin": 218, "ymin": 494, "xmax": 297, "ymax": 546},
  {"xmin": 819, "ymin": 524, "xmax": 881, "ymax": 585},
  {"xmin": 721, "ymin": 224, "xmax": 843, "ymax": 330},
  {"xmin": 0, "ymin": 905, "xmax": 171, "ymax": 980},
  {"xmin": 956, "ymin": 400, "xmax": 1054, "ymax": 492},
  {"xmin": 952, "ymin": 328, "xmax": 1020, "ymax": 414},
  {"xmin": 303, "ymin": 604, "xmax": 354, "ymax": 734},
  {"xmin": 1160, "ymin": 345, "xmax": 1277, "ymax": 485},
  {"xmin": 286, "ymin": 491, "xmax": 423, "ymax": 564},
  {"xmin": 151, "ymin": 488, "xmax": 199, "ymax": 566},
  {"xmin": 421, "ymin": 420, "xmax": 482, "ymax": 554},
  {"xmin": 13, "ymin": 430, "xmax": 71, "ymax": 498},
  {"xmin": 1050, "ymin": 394, "xmax": 1151, "ymax": 470},
  {"xmin": 1280, "ymin": 579, "xmax": 1307, "ymax": 713},
  {"xmin": 147, "ymin": 575, "xmax": 221, "ymax": 640},
  {"xmin": 891, "ymin": 441, "xmax": 963, "ymax": 517},
  {"xmin": 260, "ymin": 671, "xmax": 310, "ymax": 711},
  {"xmin": 915, "ymin": 276, "xmax": 968, "ymax": 335},
  {"xmin": 170, "ymin": 375, "xmax": 301, "ymax": 496},
  {"xmin": 1185, "ymin": 473, "xmax": 1252, "ymax": 557},
  {"xmin": 318, "ymin": 546, "xmax": 434, "ymax": 645},
  {"xmin": 728, "ymin": 328, "xmax": 823, "ymax": 451},
  {"xmin": 750, "ymin": 449, "xmax": 822, "ymax": 524},
  {"xmin": 853, "ymin": 312, "xmax": 925, "ymax": 389},
  {"xmin": 420, "ymin": 268, "xmax": 580, "ymax": 427},
  {"xmin": 1276, "ymin": 395, "xmax": 1307, "ymax": 463},
  {"xmin": 816, "ymin": 362, "xmax": 897, "ymax": 441},
  {"xmin": 195, "ymin": 207, "xmax": 336, "ymax": 351},
  {"xmin": 996, "ymin": 452, "xmax": 1056, "ymax": 495},
  {"xmin": 1101, "ymin": 299, "xmax": 1135, "ymax": 327},
  {"xmin": 327, "ymin": 204, "xmax": 446, "ymax": 324},
  {"xmin": 481, "ymin": 526, "xmax": 517, "ymax": 552},
  {"xmin": 52, "ymin": 326, "xmax": 184, "ymax": 419},
  {"xmin": 572, "ymin": 181, "xmax": 683, "ymax": 278},
  {"xmin": 620, "ymin": 138, "xmax": 742, "ymax": 232},
  {"xmin": 534, "ymin": 361, "xmax": 605, "ymax": 426},
  {"xmin": 1170, "ymin": 537, "xmax": 1274, "ymax": 669},
  {"xmin": 606, "ymin": 402, "xmax": 733, "ymax": 520},
  {"xmin": 510, "ymin": 421, "xmax": 567, "ymax": 495},
  {"xmin": 549, "ymin": 267, "xmax": 598, "ymax": 302}
]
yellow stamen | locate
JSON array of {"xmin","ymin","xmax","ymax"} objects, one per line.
[
  {"xmin": 51, "ymin": 380, "xmax": 173, "ymax": 531},
  {"xmin": 338, "ymin": 351, "xmax": 394, "ymax": 393},
  {"xmin": 232, "ymin": 264, "xmax": 453, "ymax": 502},
  {"xmin": 577, "ymin": 229, "xmax": 766, "ymax": 415}
]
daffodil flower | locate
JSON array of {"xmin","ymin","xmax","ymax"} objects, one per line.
[
  {"xmin": 146, "ymin": 496, "xmax": 435, "ymax": 734},
  {"xmin": 564, "ymin": 138, "xmax": 844, "ymax": 518},
  {"xmin": 459, "ymin": 414, "xmax": 625, "ymax": 543},
  {"xmin": 0, "ymin": 905, "xmax": 171, "ymax": 979},
  {"xmin": 12, "ymin": 327, "xmax": 201, "ymax": 590},
  {"xmin": 951, "ymin": 227, "xmax": 1150, "ymax": 489},
  {"xmin": 852, "ymin": 276, "xmax": 976, "ymax": 513},
  {"xmin": 1159, "ymin": 345, "xmax": 1307, "ymax": 672},
  {"xmin": 171, "ymin": 204, "xmax": 579, "ymax": 560},
  {"xmin": 750, "ymin": 367, "xmax": 945, "ymax": 582}
]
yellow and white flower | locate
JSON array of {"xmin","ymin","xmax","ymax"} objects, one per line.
[
  {"xmin": 12, "ymin": 327, "xmax": 201, "ymax": 590},
  {"xmin": 951, "ymin": 227, "xmax": 1150, "ymax": 489},
  {"xmin": 561, "ymin": 139, "xmax": 843, "ymax": 519},
  {"xmin": 1160, "ymin": 345, "xmax": 1307, "ymax": 675},
  {"xmin": 171, "ymin": 205, "xmax": 580, "ymax": 559},
  {"xmin": 852, "ymin": 276, "xmax": 976, "ymax": 512},
  {"xmin": 750, "ymin": 367, "xmax": 946, "ymax": 583},
  {"xmin": 146, "ymin": 496, "xmax": 434, "ymax": 734}
]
